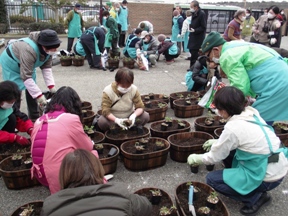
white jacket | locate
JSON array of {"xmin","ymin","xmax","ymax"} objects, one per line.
[
  {"xmin": 203, "ymin": 106, "xmax": 288, "ymax": 182},
  {"xmin": 181, "ymin": 17, "xmax": 192, "ymax": 37}
]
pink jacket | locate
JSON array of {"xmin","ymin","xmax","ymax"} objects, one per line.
[{"xmin": 31, "ymin": 111, "xmax": 99, "ymax": 194}]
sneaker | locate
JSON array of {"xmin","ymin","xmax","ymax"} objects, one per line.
[{"xmin": 240, "ymin": 192, "xmax": 271, "ymax": 215}]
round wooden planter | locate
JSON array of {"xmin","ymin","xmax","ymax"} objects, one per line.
[
  {"xmin": 120, "ymin": 137, "xmax": 170, "ymax": 171},
  {"xmin": 82, "ymin": 110, "xmax": 96, "ymax": 127},
  {"xmin": 109, "ymin": 50, "xmax": 121, "ymax": 58},
  {"xmin": 141, "ymin": 94, "xmax": 170, "ymax": 104},
  {"xmin": 273, "ymin": 123, "xmax": 288, "ymax": 147},
  {"xmin": 194, "ymin": 116, "xmax": 225, "ymax": 137},
  {"xmin": 173, "ymin": 99, "xmax": 204, "ymax": 118},
  {"xmin": 72, "ymin": 57, "xmax": 85, "ymax": 66},
  {"xmin": 10, "ymin": 201, "xmax": 43, "ymax": 216},
  {"xmin": 108, "ymin": 59, "xmax": 120, "ymax": 68},
  {"xmin": 60, "ymin": 57, "xmax": 72, "ymax": 66},
  {"xmin": 105, "ymin": 126, "xmax": 150, "ymax": 148},
  {"xmin": 169, "ymin": 90, "xmax": 206, "ymax": 109},
  {"xmin": 214, "ymin": 128, "xmax": 224, "ymax": 138},
  {"xmin": 134, "ymin": 187, "xmax": 179, "ymax": 216},
  {"xmin": 91, "ymin": 131, "xmax": 105, "ymax": 144},
  {"xmin": 175, "ymin": 182, "xmax": 230, "ymax": 216},
  {"xmin": 81, "ymin": 101, "xmax": 92, "ymax": 111},
  {"xmin": 123, "ymin": 60, "xmax": 135, "ymax": 69},
  {"xmin": 98, "ymin": 143, "xmax": 119, "ymax": 175},
  {"xmin": 144, "ymin": 100, "xmax": 168, "ymax": 123},
  {"xmin": 0, "ymin": 144, "xmax": 30, "ymax": 163},
  {"xmin": 168, "ymin": 132, "xmax": 214, "ymax": 163},
  {"xmin": 0, "ymin": 154, "xmax": 40, "ymax": 189},
  {"xmin": 150, "ymin": 119, "xmax": 191, "ymax": 139}
]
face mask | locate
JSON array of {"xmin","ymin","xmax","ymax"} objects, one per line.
[
  {"xmin": 117, "ymin": 86, "xmax": 131, "ymax": 94},
  {"xmin": 46, "ymin": 51, "xmax": 56, "ymax": 55},
  {"xmin": 143, "ymin": 39, "xmax": 149, "ymax": 43},
  {"xmin": 174, "ymin": 16, "xmax": 178, "ymax": 18},
  {"xmin": 123, "ymin": 6, "xmax": 127, "ymax": 9},
  {"xmin": 103, "ymin": 17, "xmax": 107, "ymax": 20},
  {"xmin": 116, "ymin": 8, "xmax": 120, "ymax": 12},
  {"xmin": 190, "ymin": 8, "xmax": 195, "ymax": 13},
  {"xmin": 246, "ymin": 13, "xmax": 250, "ymax": 17},
  {"xmin": 267, "ymin": 13, "xmax": 275, "ymax": 19},
  {"xmin": 1, "ymin": 102, "xmax": 14, "ymax": 109},
  {"xmin": 211, "ymin": 50, "xmax": 220, "ymax": 64},
  {"xmin": 281, "ymin": 12, "xmax": 284, "ymax": 15},
  {"xmin": 240, "ymin": 16, "xmax": 246, "ymax": 21}
]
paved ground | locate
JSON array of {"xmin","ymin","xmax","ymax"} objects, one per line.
[{"xmin": 0, "ymin": 35, "xmax": 288, "ymax": 216}]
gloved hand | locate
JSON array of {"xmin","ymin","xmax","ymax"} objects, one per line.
[
  {"xmin": 136, "ymin": 48, "xmax": 141, "ymax": 56},
  {"xmin": 27, "ymin": 127, "xmax": 33, "ymax": 136},
  {"xmin": 49, "ymin": 86, "xmax": 56, "ymax": 94},
  {"xmin": 187, "ymin": 154, "xmax": 203, "ymax": 165},
  {"xmin": 202, "ymin": 139, "xmax": 218, "ymax": 152},
  {"xmin": 142, "ymin": 51, "xmax": 147, "ymax": 56},
  {"xmin": 37, "ymin": 95, "xmax": 47, "ymax": 111},
  {"xmin": 128, "ymin": 113, "xmax": 137, "ymax": 128},
  {"xmin": 115, "ymin": 118, "xmax": 128, "ymax": 130},
  {"xmin": 15, "ymin": 135, "xmax": 30, "ymax": 145},
  {"xmin": 177, "ymin": 34, "xmax": 181, "ymax": 38},
  {"xmin": 65, "ymin": 29, "xmax": 68, "ymax": 34},
  {"xmin": 189, "ymin": 28, "xmax": 195, "ymax": 32},
  {"xmin": 270, "ymin": 38, "xmax": 277, "ymax": 45}
]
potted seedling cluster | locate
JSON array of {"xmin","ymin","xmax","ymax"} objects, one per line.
[
  {"xmin": 19, "ymin": 204, "xmax": 34, "ymax": 216},
  {"xmin": 197, "ymin": 206, "xmax": 211, "ymax": 216},
  {"xmin": 84, "ymin": 125, "xmax": 95, "ymax": 138},
  {"xmin": 155, "ymin": 141, "xmax": 165, "ymax": 150},
  {"xmin": 135, "ymin": 142, "xmax": 145, "ymax": 154},
  {"xmin": 94, "ymin": 144, "xmax": 104, "ymax": 154},
  {"xmin": 177, "ymin": 120, "xmax": 186, "ymax": 129},
  {"xmin": 206, "ymin": 191, "xmax": 219, "ymax": 209},
  {"xmin": 159, "ymin": 205, "xmax": 177, "ymax": 216},
  {"xmin": 150, "ymin": 189, "xmax": 162, "ymax": 205},
  {"xmin": 11, "ymin": 153, "xmax": 23, "ymax": 167},
  {"xmin": 205, "ymin": 111, "xmax": 215, "ymax": 126}
]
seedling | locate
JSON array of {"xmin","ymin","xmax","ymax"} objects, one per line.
[
  {"xmin": 150, "ymin": 189, "xmax": 162, "ymax": 196},
  {"xmin": 159, "ymin": 205, "xmax": 177, "ymax": 215},
  {"xmin": 158, "ymin": 103, "xmax": 166, "ymax": 108},
  {"xmin": 19, "ymin": 204, "xmax": 34, "ymax": 216},
  {"xmin": 94, "ymin": 144, "xmax": 104, "ymax": 154},
  {"xmin": 155, "ymin": 141, "xmax": 165, "ymax": 150}
]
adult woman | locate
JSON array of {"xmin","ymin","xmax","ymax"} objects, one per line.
[
  {"xmin": 123, "ymin": 28, "xmax": 142, "ymax": 59},
  {"xmin": 157, "ymin": 34, "xmax": 179, "ymax": 64},
  {"xmin": 171, "ymin": 10, "xmax": 184, "ymax": 54},
  {"xmin": 251, "ymin": 6, "xmax": 281, "ymax": 47},
  {"xmin": 31, "ymin": 86, "xmax": 99, "ymax": 194},
  {"xmin": 187, "ymin": 86, "xmax": 288, "ymax": 215},
  {"xmin": 41, "ymin": 149, "xmax": 152, "ymax": 215},
  {"xmin": 97, "ymin": 68, "xmax": 149, "ymax": 132},
  {"xmin": 223, "ymin": 8, "xmax": 246, "ymax": 41},
  {"xmin": 0, "ymin": 81, "xmax": 33, "ymax": 145},
  {"xmin": 241, "ymin": 8, "xmax": 255, "ymax": 42}
]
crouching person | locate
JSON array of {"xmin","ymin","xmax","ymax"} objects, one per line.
[
  {"xmin": 157, "ymin": 34, "xmax": 180, "ymax": 64},
  {"xmin": 41, "ymin": 149, "xmax": 152, "ymax": 215}
]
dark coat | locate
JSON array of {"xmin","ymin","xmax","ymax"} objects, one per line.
[
  {"xmin": 188, "ymin": 8, "xmax": 207, "ymax": 50},
  {"xmin": 41, "ymin": 183, "xmax": 152, "ymax": 216},
  {"xmin": 80, "ymin": 27, "xmax": 106, "ymax": 53},
  {"xmin": 157, "ymin": 39, "xmax": 174, "ymax": 54}
]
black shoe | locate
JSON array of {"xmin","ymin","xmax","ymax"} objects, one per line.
[
  {"xmin": 240, "ymin": 192, "xmax": 271, "ymax": 215},
  {"xmin": 185, "ymin": 57, "xmax": 191, "ymax": 60},
  {"xmin": 90, "ymin": 66, "xmax": 102, "ymax": 70}
]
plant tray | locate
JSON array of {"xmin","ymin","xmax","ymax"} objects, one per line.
[
  {"xmin": 173, "ymin": 99, "xmax": 204, "ymax": 118},
  {"xmin": 0, "ymin": 153, "xmax": 40, "ymax": 189},
  {"xmin": 175, "ymin": 182, "xmax": 230, "ymax": 216},
  {"xmin": 134, "ymin": 187, "xmax": 179, "ymax": 216},
  {"xmin": 169, "ymin": 90, "xmax": 206, "ymax": 109},
  {"xmin": 97, "ymin": 143, "xmax": 119, "ymax": 175},
  {"xmin": 121, "ymin": 137, "xmax": 170, "ymax": 171},
  {"xmin": 150, "ymin": 119, "xmax": 191, "ymax": 139},
  {"xmin": 168, "ymin": 132, "xmax": 214, "ymax": 162},
  {"xmin": 144, "ymin": 100, "xmax": 168, "ymax": 123}
]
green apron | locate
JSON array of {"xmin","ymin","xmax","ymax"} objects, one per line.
[
  {"xmin": 118, "ymin": 6, "xmax": 128, "ymax": 31},
  {"xmin": 104, "ymin": 27, "xmax": 112, "ymax": 48},
  {"xmin": 85, "ymin": 27, "xmax": 100, "ymax": 55},
  {"xmin": 171, "ymin": 16, "xmax": 183, "ymax": 42},
  {"xmin": 68, "ymin": 11, "xmax": 82, "ymax": 38},
  {"xmin": 1, "ymin": 38, "xmax": 50, "ymax": 90},
  {"xmin": 142, "ymin": 42, "xmax": 149, "ymax": 58},
  {"xmin": 184, "ymin": 19, "xmax": 191, "ymax": 52},
  {"xmin": 74, "ymin": 39, "xmax": 86, "ymax": 56},
  {"xmin": 0, "ymin": 108, "xmax": 13, "ymax": 130},
  {"xmin": 123, "ymin": 35, "xmax": 137, "ymax": 59}
]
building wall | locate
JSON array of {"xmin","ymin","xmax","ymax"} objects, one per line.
[{"xmin": 128, "ymin": 2, "xmax": 174, "ymax": 35}]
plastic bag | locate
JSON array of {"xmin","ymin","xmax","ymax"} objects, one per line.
[
  {"xmin": 136, "ymin": 53, "xmax": 149, "ymax": 71},
  {"xmin": 101, "ymin": 50, "xmax": 108, "ymax": 69},
  {"xmin": 198, "ymin": 76, "xmax": 226, "ymax": 109}
]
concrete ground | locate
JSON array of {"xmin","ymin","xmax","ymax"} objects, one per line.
[{"xmin": 1, "ymin": 35, "xmax": 288, "ymax": 216}]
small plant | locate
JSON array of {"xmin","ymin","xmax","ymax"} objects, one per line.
[
  {"xmin": 123, "ymin": 56, "xmax": 134, "ymax": 62},
  {"xmin": 12, "ymin": 153, "xmax": 22, "ymax": 160},
  {"xmin": 185, "ymin": 100, "xmax": 192, "ymax": 105},
  {"xmin": 24, "ymin": 157, "xmax": 33, "ymax": 169},
  {"xmin": 60, "ymin": 55, "xmax": 72, "ymax": 59},
  {"xmin": 135, "ymin": 142, "xmax": 145, "ymax": 153},
  {"xmin": 20, "ymin": 204, "xmax": 34, "ymax": 216},
  {"xmin": 198, "ymin": 206, "xmax": 211, "ymax": 215},
  {"xmin": 149, "ymin": 93, "xmax": 155, "ymax": 99},
  {"xmin": 73, "ymin": 55, "xmax": 85, "ymax": 59},
  {"xmin": 165, "ymin": 117, "xmax": 172, "ymax": 122},
  {"xmin": 161, "ymin": 122, "xmax": 168, "ymax": 131},
  {"xmin": 176, "ymin": 93, "xmax": 184, "ymax": 98},
  {"xmin": 109, "ymin": 56, "xmax": 120, "ymax": 61},
  {"xmin": 139, "ymin": 138, "xmax": 149, "ymax": 145},
  {"xmin": 159, "ymin": 205, "xmax": 177, "ymax": 215},
  {"xmin": 150, "ymin": 189, "xmax": 162, "ymax": 196},
  {"xmin": 123, "ymin": 119, "xmax": 132, "ymax": 127},
  {"xmin": 207, "ymin": 191, "xmax": 219, "ymax": 204},
  {"xmin": 219, "ymin": 118, "xmax": 227, "ymax": 125},
  {"xmin": 95, "ymin": 144, "xmax": 104, "ymax": 154},
  {"xmin": 84, "ymin": 125, "xmax": 94, "ymax": 133},
  {"xmin": 158, "ymin": 103, "xmax": 166, "ymax": 108},
  {"xmin": 155, "ymin": 141, "xmax": 165, "ymax": 149},
  {"xmin": 144, "ymin": 96, "xmax": 150, "ymax": 101},
  {"xmin": 178, "ymin": 122, "xmax": 186, "ymax": 129},
  {"xmin": 163, "ymin": 94, "xmax": 169, "ymax": 99},
  {"xmin": 205, "ymin": 111, "xmax": 215, "ymax": 126}
]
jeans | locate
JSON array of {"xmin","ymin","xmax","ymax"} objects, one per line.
[{"xmin": 206, "ymin": 170, "xmax": 284, "ymax": 206}]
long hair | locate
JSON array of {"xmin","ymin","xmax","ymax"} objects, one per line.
[
  {"xmin": 59, "ymin": 149, "xmax": 105, "ymax": 189},
  {"xmin": 0, "ymin": 81, "xmax": 20, "ymax": 103},
  {"xmin": 213, "ymin": 86, "xmax": 245, "ymax": 116},
  {"xmin": 45, "ymin": 86, "xmax": 82, "ymax": 119}
]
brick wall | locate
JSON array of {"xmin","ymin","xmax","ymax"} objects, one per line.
[{"xmin": 128, "ymin": 2, "xmax": 174, "ymax": 35}]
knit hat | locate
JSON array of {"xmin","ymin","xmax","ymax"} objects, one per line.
[
  {"xmin": 201, "ymin": 31, "xmax": 226, "ymax": 53},
  {"xmin": 158, "ymin": 34, "xmax": 166, "ymax": 42},
  {"xmin": 38, "ymin": 29, "xmax": 62, "ymax": 47},
  {"xmin": 106, "ymin": 2, "xmax": 112, "ymax": 7},
  {"xmin": 173, "ymin": 10, "xmax": 179, "ymax": 16},
  {"xmin": 140, "ymin": 31, "xmax": 149, "ymax": 38},
  {"xmin": 75, "ymin": 3, "xmax": 81, "ymax": 8}
]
